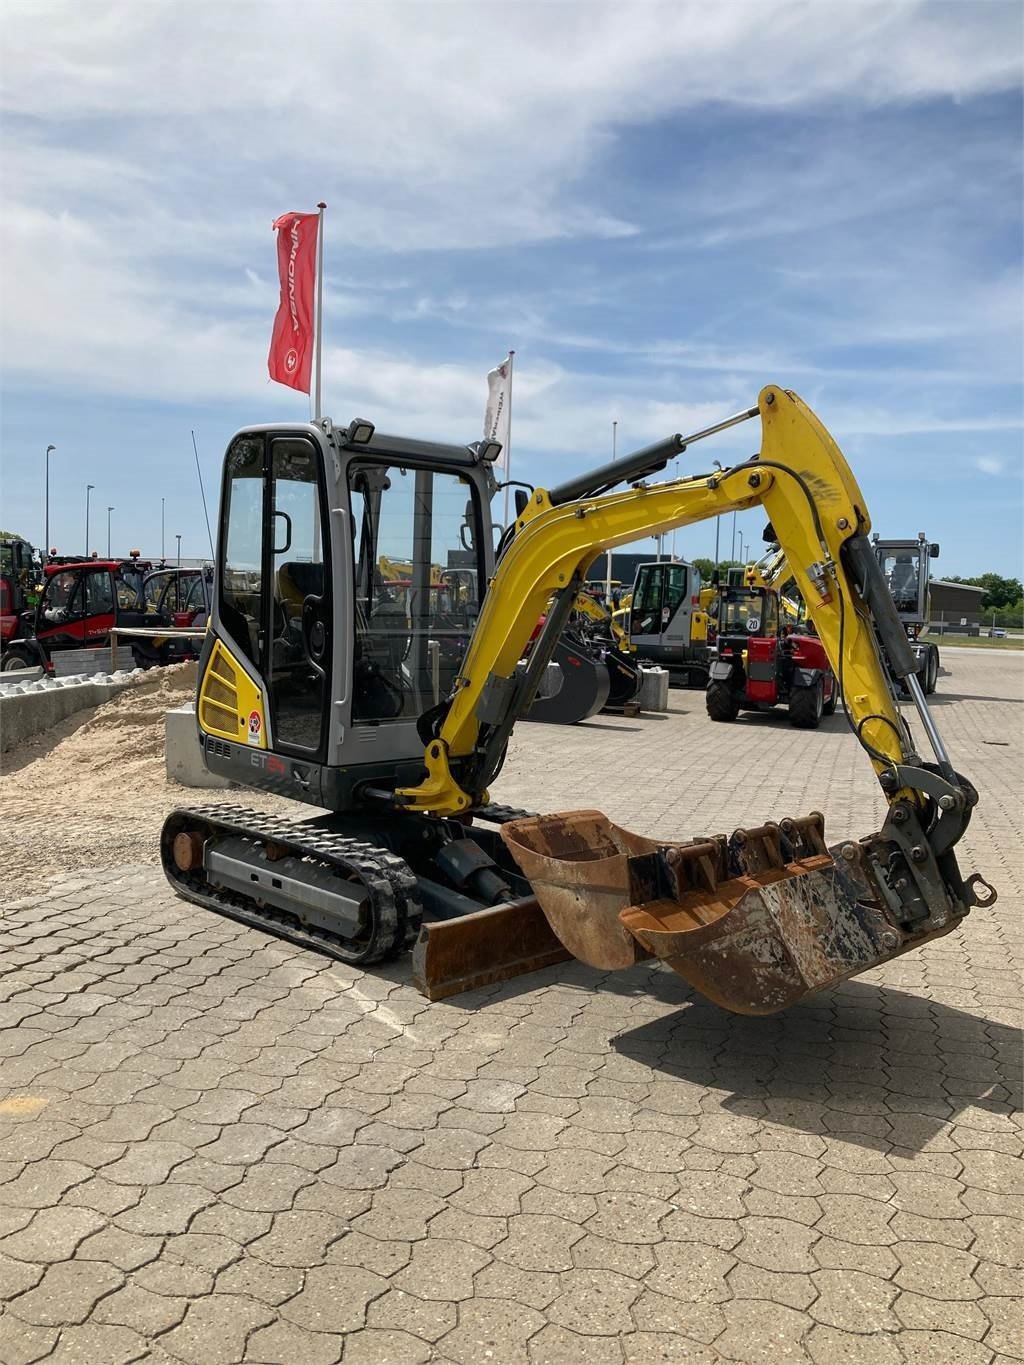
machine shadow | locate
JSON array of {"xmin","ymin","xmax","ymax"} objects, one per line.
[
  {"xmin": 922, "ymin": 691, "xmax": 1024, "ymax": 706},
  {"xmin": 606, "ymin": 973, "xmax": 1020, "ymax": 1154},
  {"xmin": 428, "ymin": 957, "xmax": 1019, "ymax": 1155}
]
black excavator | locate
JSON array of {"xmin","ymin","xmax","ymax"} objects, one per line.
[{"xmin": 161, "ymin": 390, "xmax": 995, "ymax": 1014}]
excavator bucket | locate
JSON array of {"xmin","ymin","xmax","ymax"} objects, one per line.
[{"xmin": 499, "ymin": 810, "xmax": 959, "ymax": 1015}]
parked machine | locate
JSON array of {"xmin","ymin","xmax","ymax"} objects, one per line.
[
  {"xmin": 134, "ymin": 565, "xmax": 213, "ymax": 666},
  {"xmin": 161, "ymin": 389, "xmax": 994, "ymax": 1014},
  {"xmin": 871, "ymin": 533, "xmax": 940, "ymax": 695},
  {"xmin": 0, "ymin": 558, "xmax": 149, "ymax": 672},
  {"xmin": 566, "ymin": 589, "xmax": 644, "ymax": 713},
  {"xmin": 706, "ymin": 581, "xmax": 837, "ymax": 728},
  {"xmin": 628, "ymin": 558, "xmax": 710, "ymax": 686},
  {"xmin": 0, "ymin": 537, "xmax": 42, "ymax": 649}
]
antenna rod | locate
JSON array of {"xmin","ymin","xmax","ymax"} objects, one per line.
[{"xmin": 191, "ymin": 430, "xmax": 216, "ymax": 559}]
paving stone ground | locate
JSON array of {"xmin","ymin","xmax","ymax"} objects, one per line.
[{"xmin": 1, "ymin": 646, "xmax": 1021, "ymax": 1365}]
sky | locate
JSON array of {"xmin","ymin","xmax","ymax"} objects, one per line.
[{"xmin": 1, "ymin": 0, "xmax": 1022, "ymax": 576}]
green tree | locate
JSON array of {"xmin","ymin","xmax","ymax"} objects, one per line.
[{"xmin": 693, "ymin": 557, "xmax": 742, "ymax": 584}]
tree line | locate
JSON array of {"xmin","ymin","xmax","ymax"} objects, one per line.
[{"xmin": 690, "ymin": 558, "xmax": 1023, "ymax": 627}]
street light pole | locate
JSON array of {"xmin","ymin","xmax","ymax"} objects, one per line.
[
  {"xmin": 107, "ymin": 507, "xmax": 114, "ymax": 558},
  {"xmin": 176, "ymin": 534, "xmax": 182, "ymax": 567},
  {"xmin": 604, "ymin": 421, "xmax": 617, "ymax": 601},
  {"xmin": 161, "ymin": 498, "xmax": 165, "ymax": 560},
  {"xmin": 731, "ymin": 511, "xmax": 737, "ymax": 560},
  {"xmin": 85, "ymin": 484, "xmax": 95, "ymax": 557},
  {"xmin": 45, "ymin": 445, "xmax": 56, "ymax": 561}
]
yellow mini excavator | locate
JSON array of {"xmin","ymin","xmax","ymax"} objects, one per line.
[{"xmin": 162, "ymin": 389, "xmax": 995, "ymax": 1014}]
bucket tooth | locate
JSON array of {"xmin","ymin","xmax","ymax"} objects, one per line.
[{"xmin": 500, "ymin": 809, "xmax": 960, "ymax": 1015}]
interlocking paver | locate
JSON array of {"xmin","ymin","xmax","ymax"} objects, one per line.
[{"xmin": 0, "ymin": 648, "xmax": 1020, "ymax": 1362}]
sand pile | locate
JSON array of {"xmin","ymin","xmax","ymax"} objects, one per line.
[{"xmin": 1, "ymin": 662, "xmax": 311, "ymax": 900}]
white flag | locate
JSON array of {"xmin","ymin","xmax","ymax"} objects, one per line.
[{"xmin": 484, "ymin": 353, "xmax": 513, "ymax": 470}]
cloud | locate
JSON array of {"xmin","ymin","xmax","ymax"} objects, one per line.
[
  {"xmin": 1, "ymin": 0, "xmax": 1020, "ymax": 478},
  {"xmin": 974, "ymin": 456, "xmax": 1006, "ymax": 475}
]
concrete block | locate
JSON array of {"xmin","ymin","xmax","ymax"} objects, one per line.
[
  {"xmin": 166, "ymin": 704, "xmax": 231, "ymax": 789},
  {"xmin": 638, "ymin": 666, "xmax": 669, "ymax": 712},
  {"xmin": 0, "ymin": 666, "xmax": 44, "ymax": 685},
  {"xmin": 53, "ymin": 646, "xmax": 136, "ymax": 677},
  {"xmin": 535, "ymin": 661, "xmax": 563, "ymax": 700},
  {"xmin": 0, "ymin": 675, "xmax": 133, "ymax": 752}
]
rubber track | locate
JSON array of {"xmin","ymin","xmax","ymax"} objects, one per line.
[
  {"xmin": 471, "ymin": 802, "xmax": 539, "ymax": 824},
  {"xmin": 161, "ymin": 803, "xmax": 422, "ymax": 966}
]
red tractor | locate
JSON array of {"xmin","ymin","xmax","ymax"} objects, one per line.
[{"xmin": 706, "ymin": 583, "xmax": 837, "ymax": 729}]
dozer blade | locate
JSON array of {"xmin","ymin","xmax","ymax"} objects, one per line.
[
  {"xmin": 412, "ymin": 897, "xmax": 571, "ymax": 1001},
  {"xmin": 500, "ymin": 810, "xmax": 961, "ymax": 1015}
]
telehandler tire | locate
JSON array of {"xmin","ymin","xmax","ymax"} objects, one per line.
[
  {"xmin": 706, "ymin": 680, "xmax": 740, "ymax": 723},
  {"xmin": 1, "ymin": 646, "xmax": 36, "ymax": 672},
  {"xmin": 823, "ymin": 681, "xmax": 839, "ymax": 716},
  {"xmin": 924, "ymin": 646, "xmax": 939, "ymax": 695},
  {"xmin": 789, "ymin": 678, "xmax": 824, "ymax": 729}
]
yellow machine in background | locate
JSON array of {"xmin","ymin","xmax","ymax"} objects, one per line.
[
  {"xmin": 163, "ymin": 387, "xmax": 995, "ymax": 1014},
  {"xmin": 570, "ymin": 588, "xmax": 631, "ymax": 651}
]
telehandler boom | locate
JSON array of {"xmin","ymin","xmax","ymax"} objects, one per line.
[{"xmin": 162, "ymin": 388, "xmax": 994, "ymax": 1013}]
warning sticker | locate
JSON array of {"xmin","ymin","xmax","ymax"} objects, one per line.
[{"xmin": 246, "ymin": 710, "xmax": 262, "ymax": 745}]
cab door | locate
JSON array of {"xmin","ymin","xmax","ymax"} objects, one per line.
[
  {"xmin": 79, "ymin": 568, "xmax": 117, "ymax": 642},
  {"xmin": 659, "ymin": 563, "xmax": 693, "ymax": 649},
  {"xmin": 36, "ymin": 569, "xmax": 87, "ymax": 648},
  {"xmin": 629, "ymin": 563, "xmax": 692, "ymax": 661},
  {"xmin": 218, "ymin": 432, "xmax": 331, "ymax": 760},
  {"xmin": 629, "ymin": 564, "xmax": 666, "ymax": 654}
]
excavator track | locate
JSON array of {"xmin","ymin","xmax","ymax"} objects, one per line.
[{"xmin": 161, "ymin": 804, "xmax": 422, "ymax": 966}]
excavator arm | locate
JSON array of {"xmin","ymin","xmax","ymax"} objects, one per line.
[{"xmin": 402, "ymin": 387, "xmax": 995, "ymax": 1012}]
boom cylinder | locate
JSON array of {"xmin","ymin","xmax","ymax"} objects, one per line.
[{"xmin": 547, "ymin": 406, "xmax": 759, "ymax": 507}]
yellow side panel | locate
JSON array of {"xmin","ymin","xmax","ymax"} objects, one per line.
[{"xmin": 198, "ymin": 638, "xmax": 267, "ymax": 749}]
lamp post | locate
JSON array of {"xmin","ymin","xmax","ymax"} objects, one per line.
[
  {"xmin": 44, "ymin": 445, "xmax": 56, "ymax": 561},
  {"xmin": 161, "ymin": 498, "xmax": 165, "ymax": 560},
  {"xmin": 604, "ymin": 421, "xmax": 617, "ymax": 601},
  {"xmin": 176, "ymin": 534, "xmax": 182, "ymax": 567},
  {"xmin": 85, "ymin": 484, "xmax": 95, "ymax": 557},
  {"xmin": 731, "ymin": 511, "xmax": 738, "ymax": 561},
  {"xmin": 107, "ymin": 507, "xmax": 114, "ymax": 558}
]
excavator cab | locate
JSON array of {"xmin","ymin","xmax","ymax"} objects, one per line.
[{"xmin": 198, "ymin": 422, "xmax": 497, "ymax": 804}]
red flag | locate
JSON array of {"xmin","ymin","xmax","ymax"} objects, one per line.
[{"xmin": 268, "ymin": 211, "xmax": 319, "ymax": 392}]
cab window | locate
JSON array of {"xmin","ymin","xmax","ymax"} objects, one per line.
[
  {"xmin": 630, "ymin": 565, "xmax": 662, "ymax": 634},
  {"xmin": 85, "ymin": 571, "xmax": 115, "ymax": 615},
  {"xmin": 721, "ymin": 590, "xmax": 764, "ymax": 633},
  {"xmin": 113, "ymin": 571, "xmax": 142, "ymax": 610},
  {"xmin": 664, "ymin": 564, "xmax": 688, "ymax": 615},
  {"xmin": 221, "ymin": 436, "xmax": 265, "ymax": 667},
  {"xmin": 42, "ymin": 571, "xmax": 81, "ymax": 618}
]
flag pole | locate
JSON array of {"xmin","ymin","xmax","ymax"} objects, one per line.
[
  {"xmin": 502, "ymin": 350, "xmax": 515, "ymax": 527},
  {"xmin": 314, "ymin": 202, "xmax": 327, "ymax": 421}
]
